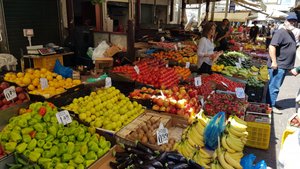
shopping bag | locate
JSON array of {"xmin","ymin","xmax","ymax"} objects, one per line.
[{"xmin": 53, "ymin": 59, "xmax": 73, "ymax": 78}]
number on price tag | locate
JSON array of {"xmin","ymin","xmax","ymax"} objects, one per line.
[
  {"xmin": 235, "ymin": 62, "xmax": 242, "ymax": 69},
  {"xmin": 156, "ymin": 123, "xmax": 168, "ymax": 145},
  {"xmin": 56, "ymin": 110, "xmax": 72, "ymax": 125},
  {"xmin": 40, "ymin": 78, "xmax": 49, "ymax": 90},
  {"xmin": 166, "ymin": 64, "xmax": 169, "ymax": 68},
  {"xmin": 105, "ymin": 77, "xmax": 112, "ymax": 88},
  {"xmin": 134, "ymin": 65, "xmax": 140, "ymax": 74},
  {"xmin": 194, "ymin": 76, "xmax": 202, "ymax": 87},
  {"xmin": 185, "ymin": 62, "xmax": 190, "ymax": 68},
  {"xmin": 3, "ymin": 86, "xmax": 17, "ymax": 101},
  {"xmin": 161, "ymin": 36, "xmax": 165, "ymax": 42},
  {"xmin": 235, "ymin": 88, "xmax": 245, "ymax": 98}
]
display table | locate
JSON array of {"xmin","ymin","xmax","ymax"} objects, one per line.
[{"xmin": 23, "ymin": 52, "xmax": 74, "ymax": 70}]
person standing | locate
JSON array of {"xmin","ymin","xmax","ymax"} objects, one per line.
[
  {"xmin": 215, "ymin": 19, "xmax": 230, "ymax": 51},
  {"xmin": 267, "ymin": 12, "xmax": 298, "ymax": 114},
  {"xmin": 249, "ymin": 21, "xmax": 259, "ymax": 43},
  {"xmin": 197, "ymin": 23, "xmax": 223, "ymax": 74},
  {"xmin": 265, "ymin": 24, "xmax": 272, "ymax": 49}
]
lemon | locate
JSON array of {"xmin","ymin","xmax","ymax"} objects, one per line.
[
  {"xmin": 17, "ymin": 72, "xmax": 24, "ymax": 78},
  {"xmin": 28, "ymin": 84, "xmax": 35, "ymax": 91},
  {"xmin": 56, "ymin": 75, "xmax": 63, "ymax": 80},
  {"xmin": 22, "ymin": 77, "xmax": 31, "ymax": 85}
]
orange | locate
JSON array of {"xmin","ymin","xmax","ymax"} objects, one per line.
[
  {"xmin": 22, "ymin": 77, "xmax": 31, "ymax": 85},
  {"xmin": 17, "ymin": 72, "xmax": 24, "ymax": 78},
  {"xmin": 56, "ymin": 75, "xmax": 63, "ymax": 80},
  {"xmin": 28, "ymin": 84, "xmax": 35, "ymax": 91},
  {"xmin": 46, "ymin": 75, "xmax": 53, "ymax": 81}
]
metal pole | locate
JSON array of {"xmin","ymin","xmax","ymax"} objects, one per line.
[{"xmin": 225, "ymin": 0, "xmax": 229, "ymax": 18}]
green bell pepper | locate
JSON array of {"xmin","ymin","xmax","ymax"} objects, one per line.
[
  {"xmin": 56, "ymin": 143, "xmax": 67, "ymax": 157},
  {"xmin": 10, "ymin": 131, "xmax": 22, "ymax": 143},
  {"xmin": 62, "ymin": 154, "xmax": 73, "ymax": 162},
  {"xmin": 48, "ymin": 126, "xmax": 57, "ymax": 137},
  {"xmin": 68, "ymin": 135, "xmax": 75, "ymax": 142},
  {"xmin": 5, "ymin": 142, "xmax": 17, "ymax": 152},
  {"xmin": 17, "ymin": 118, "xmax": 28, "ymax": 128},
  {"xmin": 80, "ymin": 144, "xmax": 88, "ymax": 156},
  {"xmin": 45, "ymin": 135, "xmax": 54, "ymax": 142},
  {"xmin": 29, "ymin": 151, "xmax": 41, "ymax": 162},
  {"xmin": 85, "ymin": 151, "xmax": 97, "ymax": 160},
  {"xmin": 67, "ymin": 142, "xmax": 75, "ymax": 154},
  {"xmin": 37, "ymin": 140, "xmax": 45, "ymax": 148},
  {"xmin": 38, "ymin": 157, "xmax": 51, "ymax": 165},
  {"xmin": 23, "ymin": 134, "xmax": 32, "ymax": 143},
  {"xmin": 73, "ymin": 155, "xmax": 84, "ymax": 164},
  {"xmin": 57, "ymin": 129, "xmax": 64, "ymax": 138},
  {"xmin": 35, "ymin": 132, "xmax": 47, "ymax": 140},
  {"xmin": 77, "ymin": 164, "xmax": 84, "ymax": 169},
  {"xmin": 88, "ymin": 141, "xmax": 99, "ymax": 152},
  {"xmin": 85, "ymin": 160, "xmax": 96, "ymax": 167},
  {"xmin": 43, "ymin": 142, "xmax": 52, "ymax": 150},
  {"xmin": 27, "ymin": 138, "xmax": 37, "ymax": 150},
  {"xmin": 16, "ymin": 143, "xmax": 28, "ymax": 153},
  {"xmin": 60, "ymin": 136, "xmax": 68, "ymax": 143},
  {"xmin": 21, "ymin": 127, "xmax": 34, "ymax": 135},
  {"xmin": 34, "ymin": 148, "xmax": 44, "ymax": 154},
  {"xmin": 33, "ymin": 123, "xmax": 44, "ymax": 132}
]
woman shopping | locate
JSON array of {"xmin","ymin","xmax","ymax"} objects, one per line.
[{"xmin": 197, "ymin": 22, "xmax": 223, "ymax": 74}]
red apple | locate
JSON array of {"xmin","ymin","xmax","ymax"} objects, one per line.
[
  {"xmin": 156, "ymin": 98, "xmax": 164, "ymax": 107},
  {"xmin": 177, "ymin": 109, "xmax": 185, "ymax": 116},
  {"xmin": 18, "ymin": 93, "xmax": 26, "ymax": 100},
  {"xmin": 172, "ymin": 86, "xmax": 179, "ymax": 92},
  {"xmin": 2, "ymin": 98, "xmax": 11, "ymax": 105},
  {"xmin": 15, "ymin": 87, "xmax": 23, "ymax": 93},
  {"xmin": 152, "ymin": 105, "xmax": 160, "ymax": 111},
  {"xmin": 1, "ymin": 105, "xmax": 9, "ymax": 110},
  {"xmin": 16, "ymin": 100, "xmax": 23, "ymax": 104},
  {"xmin": 0, "ymin": 100, "xmax": 3, "ymax": 107},
  {"xmin": 0, "ymin": 82, "xmax": 9, "ymax": 90}
]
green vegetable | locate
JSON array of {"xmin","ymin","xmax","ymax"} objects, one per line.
[
  {"xmin": 50, "ymin": 145, "xmax": 59, "ymax": 156},
  {"xmin": 85, "ymin": 151, "xmax": 97, "ymax": 160},
  {"xmin": 43, "ymin": 142, "xmax": 52, "ymax": 150},
  {"xmin": 23, "ymin": 150, "xmax": 31, "ymax": 157},
  {"xmin": 28, "ymin": 118, "xmax": 38, "ymax": 126},
  {"xmin": 10, "ymin": 131, "xmax": 22, "ymax": 143},
  {"xmin": 52, "ymin": 139, "xmax": 60, "ymax": 145},
  {"xmin": 70, "ymin": 121, "xmax": 79, "ymax": 127},
  {"xmin": 52, "ymin": 157, "xmax": 61, "ymax": 165},
  {"xmin": 23, "ymin": 134, "xmax": 32, "ymax": 143},
  {"xmin": 77, "ymin": 164, "xmax": 84, "ymax": 169},
  {"xmin": 29, "ymin": 151, "xmax": 41, "ymax": 162},
  {"xmin": 88, "ymin": 141, "xmax": 99, "ymax": 152},
  {"xmin": 33, "ymin": 123, "xmax": 44, "ymax": 132},
  {"xmin": 34, "ymin": 148, "xmax": 44, "ymax": 154},
  {"xmin": 16, "ymin": 143, "xmax": 28, "ymax": 153},
  {"xmin": 80, "ymin": 144, "xmax": 88, "ymax": 155},
  {"xmin": 66, "ymin": 166, "xmax": 75, "ymax": 169},
  {"xmin": 84, "ymin": 133, "xmax": 91, "ymax": 142},
  {"xmin": 74, "ymin": 155, "xmax": 84, "ymax": 164},
  {"xmin": 17, "ymin": 119, "xmax": 28, "ymax": 128},
  {"xmin": 72, "ymin": 152, "xmax": 81, "ymax": 158},
  {"xmin": 56, "ymin": 143, "xmax": 67, "ymax": 157},
  {"xmin": 68, "ymin": 160, "xmax": 78, "ymax": 167},
  {"xmin": 45, "ymin": 135, "xmax": 54, "ymax": 142},
  {"xmin": 35, "ymin": 132, "xmax": 47, "ymax": 140},
  {"xmin": 51, "ymin": 116, "xmax": 58, "ymax": 124},
  {"xmin": 57, "ymin": 130, "xmax": 64, "ymax": 138},
  {"xmin": 60, "ymin": 136, "xmax": 68, "ymax": 143},
  {"xmin": 62, "ymin": 154, "xmax": 73, "ymax": 162},
  {"xmin": 48, "ymin": 126, "xmax": 57, "ymax": 137},
  {"xmin": 5, "ymin": 142, "xmax": 17, "ymax": 152},
  {"xmin": 1, "ymin": 132, "xmax": 9, "ymax": 141},
  {"xmin": 85, "ymin": 160, "xmax": 96, "ymax": 167},
  {"xmin": 67, "ymin": 142, "xmax": 75, "ymax": 154},
  {"xmin": 97, "ymin": 148, "xmax": 106, "ymax": 158},
  {"xmin": 38, "ymin": 157, "xmax": 51, "ymax": 165},
  {"xmin": 21, "ymin": 127, "xmax": 34, "ymax": 135},
  {"xmin": 55, "ymin": 163, "xmax": 68, "ymax": 169},
  {"xmin": 77, "ymin": 134, "xmax": 85, "ymax": 141},
  {"xmin": 27, "ymin": 139, "xmax": 37, "ymax": 150},
  {"xmin": 37, "ymin": 140, "xmax": 45, "ymax": 148},
  {"xmin": 68, "ymin": 135, "xmax": 75, "ymax": 142},
  {"xmin": 42, "ymin": 113, "xmax": 51, "ymax": 122}
]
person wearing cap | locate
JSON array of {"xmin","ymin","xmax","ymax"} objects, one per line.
[{"xmin": 267, "ymin": 12, "xmax": 298, "ymax": 114}]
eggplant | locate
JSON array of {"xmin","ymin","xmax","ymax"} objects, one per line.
[
  {"xmin": 140, "ymin": 154, "xmax": 156, "ymax": 161},
  {"xmin": 116, "ymin": 155, "xmax": 131, "ymax": 163},
  {"xmin": 165, "ymin": 161, "xmax": 176, "ymax": 166},
  {"xmin": 126, "ymin": 147, "xmax": 147, "ymax": 156},
  {"xmin": 167, "ymin": 153, "xmax": 187, "ymax": 163},
  {"xmin": 157, "ymin": 151, "xmax": 168, "ymax": 163},
  {"xmin": 139, "ymin": 164, "xmax": 156, "ymax": 169},
  {"xmin": 109, "ymin": 161, "xmax": 119, "ymax": 169},
  {"xmin": 168, "ymin": 163, "xmax": 190, "ymax": 169},
  {"xmin": 136, "ymin": 141, "xmax": 154, "ymax": 155},
  {"xmin": 133, "ymin": 155, "xmax": 144, "ymax": 166},
  {"xmin": 188, "ymin": 159, "xmax": 203, "ymax": 169},
  {"xmin": 148, "ymin": 160, "xmax": 163, "ymax": 168},
  {"xmin": 117, "ymin": 158, "xmax": 134, "ymax": 169},
  {"xmin": 115, "ymin": 152, "xmax": 131, "ymax": 158}
]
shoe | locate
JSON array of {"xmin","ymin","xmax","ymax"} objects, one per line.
[{"xmin": 272, "ymin": 107, "xmax": 282, "ymax": 115}]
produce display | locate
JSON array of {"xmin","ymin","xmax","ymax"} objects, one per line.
[
  {"xmin": 110, "ymin": 143, "xmax": 202, "ymax": 169},
  {"xmin": 0, "ymin": 82, "xmax": 30, "ymax": 110},
  {"xmin": 174, "ymin": 66, "xmax": 191, "ymax": 80},
  {"xmin": 151, "ymin": 48, "xmax": 197, "ymax": 64},
  {"xmin": 112, "ymin": 59, "xmax": 180, "ymax": 88},
  {"xmin": 247, "ymin": 103, "xmax": 271, "ymax": 114},
  {"xmin": 6, "ymin": 152, "xmax": 41, "ymax": 169},
  {"xmin": 0, "ymin": 102, "xmax": 111, "ymax": 169},
  {"xmin": 4, "ymin": 68, "xmax": 81, "ymax": 98},
  {"xmin": 204, "ymin": 92, "xmax": 248, "ymax": 117},
  {"xmin": 243, "ymin": 43, "xmax": 266, "ymax": 52},
  {"xmin": 63, "ymin": 87, "xmax": 145, "ymax": 132},
  {"xmin": 129, "ymin": 86, "xmax": 201, "ymax": 119}
]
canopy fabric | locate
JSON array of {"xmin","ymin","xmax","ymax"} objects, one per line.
[
  {"xmin": 208, "ymin": 12, "xmax": 250, "ymax": 22},
  {"xmin": 268, "ymin": 10, "xmax": 288, "ymax": 20}
]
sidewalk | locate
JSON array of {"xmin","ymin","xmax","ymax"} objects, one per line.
[{"xmin": 244, "ymin": 48, "xmax": 300, "ymax": 169}]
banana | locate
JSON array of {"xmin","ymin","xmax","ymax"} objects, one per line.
[
  {"xmin": 227, "ymin": 125, "xmax": 248, "ymax": 137},
  {"xmin": 199, "ymin": 148, "xmax": 212, "ymax": 158},
  {"xmin": 198, "ymin": 116, "xmax": 209, "ymax": 127},
  {"xmin": 211, "ymin": 161, "xmax": 217, "ymax": 169},
  {"xmin": 215, "ymin": 162, "xmax": 224, "ymax": 169},
  {"xmin": 227, "ymin": 134, "xmax": 244, "ymax": 148},
  {"xmin": 195, "ymin": 120, "xmax": 205, "ymax": 135},
  {"xmin": 227, "ymin": 152, "xmax": 243, "ymax": 161},
  {"xmin": 224, "ymin": 152, "xmax": 243, "ymax": 169},
  {"xmin": 189, "ymin": 126, "xmax": 204, "ymax": 142},
  {"xmin": 217, "ymin": 149, "xmax": 234, "ymax": 169},
  {"xmin": 198, "ymin": 159, "xmax": 211, "ymax": 169},
  {"xmin": 226, "ymin": 136, "xmax": 243, "ymax": 152},
  {"xmin": 233, "ymin": 115, "xmax": 247, "ymax": 126},
  {"xmin": 184, "ymin": 140, "xmax": 196, "ymax": 158},
  {"xmin": 187, "ymin": 134, "xmax": 199, "ymax": 147},
  {"xmin": 221, "ymin": 136, "xmax": 236, "ymax": 153}
]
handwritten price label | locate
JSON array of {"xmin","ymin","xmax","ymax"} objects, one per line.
[
  {"xmin": 40, "ymin": 78, "xmax": 49, "ymax": 90},
  {"xmin": 194, "ymin": 76, "xmax": 202, "ymax": 87},
  {"xmin": 235, "ymin": 62, "xmax": 242, "ymax": 69},
  {"xmin": 105, "ymin": 77, "xmax": 112, "ymax": 88},
  {"xmin": 235, "ymin": 88, "xmax": 245, "ymax": 98},
  {"xmin": 56, "ymin": 110, "xmax": 72, "ymax": 125},
  {"xmin": 185, "ymin": 62, "xmax": 190, "ymax": 68},
  {"xmin": 156, "ymin": 123, "xmax": 168, "ymax": 145},
  {"xmin": 3, "ymin": 86, "xmax": 17, "ymax": 101},
  {"xmin": 134, "ymin": 65, "xmax": 140, "ymax": 74}
]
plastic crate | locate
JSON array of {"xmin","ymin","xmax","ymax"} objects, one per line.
[
  {"xmin": 33, "ymin": 54, "xmax": 63, "ymax": 71},
  {"xmin": 245, "ymin": 122, "xmax": 271, "ymax": 150}
]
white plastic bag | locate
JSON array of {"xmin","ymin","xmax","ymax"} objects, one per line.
[
  {"xmin": 0, "ymin": 53, "xmax": 17, "ymax": 70},
  {"xmin": 92, "ymin": 41, "xmax": 110, "ymax": 60}
]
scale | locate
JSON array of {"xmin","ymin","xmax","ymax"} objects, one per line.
[{"xmin": 37, "ymin": 48, "xmax": 56, "ymax": 55}]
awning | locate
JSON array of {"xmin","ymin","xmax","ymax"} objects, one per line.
[
  {"xmin": 208, "ymin": 12, "xmax": 250, "ymax": 22},
  {"xmin": 268, "ymin": 10, "xmax": 288, "ymax": 20}
]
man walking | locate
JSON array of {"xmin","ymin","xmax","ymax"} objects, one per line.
[{"xmin": 267, "ymin": 12, "xmax": 298, "ymax": 114}]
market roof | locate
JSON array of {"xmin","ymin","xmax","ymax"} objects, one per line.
[{"xmin": 208, "ymin": 12, "xmax": 250, "ymax": 22}]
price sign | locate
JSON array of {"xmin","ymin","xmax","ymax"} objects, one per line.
[
  {"xmin": 194, "ymin": 76, "xmax": 202, "ymax": 87},
  {"xmin": 161, "ymin": 36, "xmax": 165, "ymax": 42},
  {"xmin": 235, "ymin": 88, "xmax": 245, "ymax": 98},
  {"xmin": 3, "ymin": 86, "xmax": 17, "ymax": 101},
  {"xmin": 174, "ymin": 45, "xmax": 178, "ymax": 51},
  {"xmin": 235, "ymin": 62, "xmax": 242, "ymax": 69},
  {"xmin": 56, "ymin": 110, "xmax": 72, "ymax": 125},
  {"xmin": 105, "ymin": 77, "xmax": 112, "ymax": 88},
  {"xmin": 185, "ymin": 62, "xmax": 190, "ymax": 68},
  {"xmin": 40, "ymin": 78, "xmax": 48, "ymax": 90},
  {"xmin": 166, "ymin": 64, "xmax": 169, "ymax": 68},
  {"xmin": 200, "ymin": 97, "xmax": 205, "ymax": 106},
  {"xmin": 156, "ymin": 123, "xmax": 168, "ymax": 145},
  {"xmin": 134, "ymin": 65, "xmax": 140, "ymax": 74},
  {"xmin": 221, "ymin": 81, "xmax": 229, "ymax": 88},
  {"xmin": 238, "ymin": 58, "xmax": 242, "ymax": 65}
]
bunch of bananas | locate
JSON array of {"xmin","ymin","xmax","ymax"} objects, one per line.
[
  {"xmin": 258, "ymin": 65, "xmax": 269, "ymax": 82},
  {"xmin": 215, "ymin": 116, "xmax": 247, "ymax": 169}
]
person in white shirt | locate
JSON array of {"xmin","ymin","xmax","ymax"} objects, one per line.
[
  {"xmin": 292, "ymin": 27, "xmax": 300, "ymax": 48},
  {"xmin": 197, "ymin": 22, "xmax": 223, "ymax": 74}
]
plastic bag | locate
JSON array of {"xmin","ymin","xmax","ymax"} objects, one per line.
[
  {"xmin": 87, "ymin": 47, "xmax": 94, "ymax": 59},
  {"xmin": 204, "ymin": 112, "xmax": 226, "ymax": 150},
  {"xmin": 92, "ymin": 41, "xmax": 110, "ymax": 60},
  {"xmin": 53, "ymin": 59, "xmax": 73, "ymax": 78},
  {"xmin": 241, "ymin": 154, "xmax": 256, "ymax": 169},
  {"xmin": 254, "ymin": 160, "xmax": 267, "ymax": 169}
]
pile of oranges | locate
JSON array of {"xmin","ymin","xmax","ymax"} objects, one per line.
[
  {"xmin": 4, "ymin": 68, "xmax": 81, "ymax": 98},
  {"xmin": 174, "ymin": 66, "xmax": 191, "ymax": 80},
  {"xmin": 151, "ymin": 48, "xmax": 197, "ymax": 64}
]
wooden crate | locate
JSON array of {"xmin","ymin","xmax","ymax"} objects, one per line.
[
  {"xmin": 94, "ymin": 57, "xmax": 113, "ymax": 73},
  {"xmin": 32, "ymin": 54, "xmax": 63, "ymax": 71}
]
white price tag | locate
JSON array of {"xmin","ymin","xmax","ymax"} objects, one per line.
[
  {"xmin": 56, "ymin": 110, "xmax": 72, "ymax": 125},
  {"xmin": 174, "ymin": 45, "xmax": 178, "ymax": 51},
  {"xmin": 3, "ymin": 86, "xmax": 17, "ymax": 101},
  {"xmin": 161, "ymin": 36, "xmax": 165, "ymax": 42},
  {"xmin": 235, "ymin": 88, "xmax": 245, "ymax": 98},
  {"xmin": 134, "ymin": 65, "xmax": 140, "ymax": 74},
  {"xmin": 185, "ymin": 62, "xmax": 190, "ymax": 68},
  {"xmin": 158, "ymin": 28, "xmax": 163, "ymax": 32},
  {"xmin": 166, "ymin": 64, "xmax": 169, "ymax": 68},
  {"xmin": 105, "ymin": 77, "xmax": 112, "ymax": 88},
  {"xmin": 235, "ymin": 62, "xmax": 242, "ymax": 69},
  {"xmin": 238, "ymin": 58, "xmax": 242, "ymax": 65},
  {"xmin": 40, "ymin": 78, "xmax": 49, "ymax": 90},
  {"xmin": 241, "ymin": 57, "xmax": 245, "ymax": 62},
  {"xmin": 156, "ymin": 123, "xmax": 168, "ymax": 145},
  {"xmin": 200, "ymin": 98, "xmax": 205, "ymax": 106},
  {"xmin": 221, "ymin": 81, "xmax": 229, "ymax": 88},
  {"xmin": 194, "ymin": 76, "xmax": 202, "ymax": 87}
]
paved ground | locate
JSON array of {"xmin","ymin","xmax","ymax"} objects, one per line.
[{"xmin": 244, "ymin": 48, "xmax": 300, "ymax": 169}]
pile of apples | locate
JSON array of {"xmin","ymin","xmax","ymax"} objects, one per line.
[
  {"xmin": 0, "ymin": 82, "xmax": 29, "ymax": 110},
  {"xmin": 129, "ymin": 86, "xmax": 200, "ymax": 119},
  {"xmin": 4, "ymin": 68, "xmax": 81, "ymax": 98},
  {"xmin": 112, "ymin": 59, "xmax": 180, "ymax": 88},
  {"xmin": 174, "ymin": 66, "xmax": 191, "ymax": 80},
  {"xmin": 151, "ymin": 48, "xmax": 197, "ymax": 64}
]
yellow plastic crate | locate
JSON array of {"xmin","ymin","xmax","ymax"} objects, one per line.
[
  {"xmin": 33, "ymin": 54, "xmax": 63, "ymax": 71},
  {"xmin": 246, "ymin": 122, "xmax": 271, "ymax": 150}
]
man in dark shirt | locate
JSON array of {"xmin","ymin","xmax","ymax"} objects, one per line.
[
  {"xmin": 249, "ymin": 21, "xmax": 259, "ymax": 43},
  {"xmin": 267, "ymin": 12, "xmax": 298, "ymax": 114},
  {"xmin": 215, "ymin": 19, "xmax": 230, "ymax": 51}
]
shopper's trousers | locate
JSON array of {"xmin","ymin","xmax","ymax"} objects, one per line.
[{"xmin": 266, "ymin": 68, "xmax": 288, "ymax": 107}]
